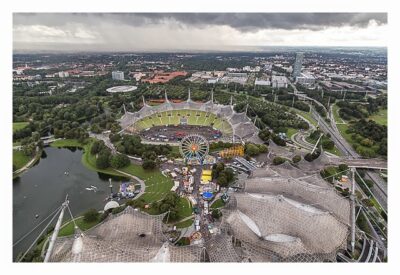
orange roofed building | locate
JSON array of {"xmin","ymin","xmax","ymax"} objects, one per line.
[{"xmin": 142, "ymin": 71, "xmax": 187, "ymax": 84}]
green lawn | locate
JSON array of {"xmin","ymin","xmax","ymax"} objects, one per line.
[
  {"xmin": 210, "ymin": 198, "xmax": 225, "ymax": 209},
  {"xmin": 58, "ymin": 216, "xmax": 101, "ymax": 237},
  {"xmin": 305, "ymin": 135, "xmax": 342, "ymax": 156},
  {"xmin": 175, "ymin": 197, "xmax": 193, "ymax": 219},
  {"xmin": 119, "ymin": 164, "xmax": 173, "ymax": 203},
  {"xmin": 50, "ymin": 139, "xmax": 86, "ymax": 148},
  {"xmin": 174, "ymin": 218, "xmax": 194, "ymax": 229},
  {"xmin": 337, "ymin": 123, "xmax": 354, "ymax": 146},
  {"xmin": 325, "ymin": 146, "xmax": 342, "ymax": 156},
  {"xmin": 13, "ymin": 141, "xmax": 21, "ymax": 147},
  {"xmin": 294, "ymin": 109, "xmax": 318, "ymax": 127},
  {"xmin": 13, "ymin": 150, "xmax": 32, "ymax": 170},
  {"xmin": 332, "ymin": 104, "xmax": 344, "ymax": 124},
  {"xmin": 13, "ymin": 122, "xmax": 29, "ymax": 133},
  {"xmin": 369, "ymin": 109, "xmax": 387, "ymax": 126},
  {"xmin": 286, "ymin": 128, "xmax": 298, "ymax": 139}
]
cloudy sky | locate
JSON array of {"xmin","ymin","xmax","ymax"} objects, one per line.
[{"xmin": 13, "ymin": 13, "xmax": 387, "ymax": 52}]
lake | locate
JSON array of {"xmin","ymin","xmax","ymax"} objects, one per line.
[{"xmin": 13, "ymin": 146, "xmax": 130, "ymax": 260}]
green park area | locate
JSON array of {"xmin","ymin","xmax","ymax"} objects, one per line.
[
  {"xmin": 51, "ymin": 138, "xmax": 174, "ymax": 207},
  {"xmin": 332, "ymin": 104, "xmax": 345, "ymax": 124},
  {"xmin": 369, "ymin": 108, "xmax": 387, "ymax": 126},
  {"xmin": 210, "ymin": 198, "xmax": 225, "ymax": 209},
  {"xmin": 295, "ymin": 109, "xmax": 318, "ymax": 127},
  {"xmin": 13, "ymin": 122, "xmax": 29, "ymax": 133},
  {"xmin": 58, "ymin": 216, "xmax": 101, "ymax": 237},
  {"xmin": 286, "ymin": 128, "xmax": 298, "ymax": 139},
  {"xmin": 119, "ymin": 164, "xmax": 173, "ymax": 203},
  {"xmin": 13, "ymin": 149, "xmax": 32, "ymax": 170},
  {"xmin": 305, "ymin": 133, "xmax": 342, "ymax": 156},
  {"xmin": 174, "ymin": 218, "xmax": 194, "ymax": 229}
]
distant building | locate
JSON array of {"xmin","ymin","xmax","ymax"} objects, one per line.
[
  {"xmin": 296, "ymin": 72, "xmax": 315, "ymax": 85},
  {"xmin": 207, "ymin": 78, "xmax": 218, "ymax": 84},
  {"xmin": 254, "ymin": 78, "xmax": 271, "ymax": 86},
  {"xmin": 58, "ymin": 71, "xmax": 69, "ymax": 78},
  {"xmin": 293, "ymin": 52, "xmax": 304, "ymax": 77},
  {"xmin": 271, "ymin": 75, "xmax": 288, "ymax": 88},
  {"xmin": 112, "ymin": 71, "xmax": 125, "ymax": 80},
  {"xmin": 132, "ymin": 72, "xmax": 146, "ymax": 81}
]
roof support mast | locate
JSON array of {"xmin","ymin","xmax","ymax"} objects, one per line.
[
  {"xmin": 164, "ymin": 90, "xmax": 169, "ymax": 102},
  {"xmin": 350, "ymin": 167, "xmax": 356, "ymax": 255},
  {"xmin": 44, "ymin": 195, "xmax": 69, "ymax": 262}
]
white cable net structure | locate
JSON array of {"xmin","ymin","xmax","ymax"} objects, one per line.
[
  {"xmin": 205, "ymin": 233, "xmax": 243, "ymax": 262},
  {"xmin": 118, "ymin": 91, "xmax": 259, "ymax": 141},
  {"xmin": 217, "ymin": 192, "xmax": 349, "ymax": 262},
  {"xmin": 243, "ymin": 177, "xmax": 351, "ymax": 224},
  {"xmin": 48, "ymin": 207, "xmax": 203, "ymax": 262}
]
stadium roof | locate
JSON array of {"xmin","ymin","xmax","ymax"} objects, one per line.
[
  {"xmin": 118, "ymin": 90, "xmax": 259, "ymax": 141},
  {"xmin": 211, "ymin": 162, "xmax": 351, "ymax": 262},
  {"xmin": 48, "ymin": 207, "xmax": 204, "ymax": 262}
]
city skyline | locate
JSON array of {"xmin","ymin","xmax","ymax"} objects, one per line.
[{"xmin": 13, "ymin": 13, "xmax": 387, "ymax": 52}]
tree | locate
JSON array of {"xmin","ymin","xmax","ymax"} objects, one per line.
[
  {"xmin": 211, "ymin": 209, "xmax": 222, "ymax": 219},
  {"xmin": 258, "ymin": 144, "xmax": 268, "ymax": 153},
  {"xmin": 338, "ymin": 164, "xmax": 348, "ymax": 172},
  {"xmin": 245, "ymin": 143, "xmax": 260, "ymax": 157},
  {"xmin": 96, "ymin": 153, "xmax": 110, "ymax": 169},
  {"xmin": 90, "ymin": 140, "xmax": 103, "ymax": 155},
  {"xmin": 273, "ymin": 157, "xmax": 286, "ymax": 165},
  {"xmin": 83, "ymin": 208, "xmax": 99, "ymax": 223},
  {"xmin": 292, "ymin": 155, "xmax": 301, "ymax": 163},
  {"xmin": 258, "ymin": 129, "xmax": 271, "ymax": 142},
  {"xmin": 110, "ymin": 154, "xmax": 130, "ymax": 169},
  {"xmin": 217, "ymin": 174, "xmax": 228, "ymax": 187},
  {"xmin": 321, "ymin": 139, "xmax": 334, "ymax": 150},
  {"xmin": 142, "ymin": 159, "xmax": 156, "ymax": 170},
  {"xmin": 272, "ymin": 135, "xmax": 286, "ymax": 146}
]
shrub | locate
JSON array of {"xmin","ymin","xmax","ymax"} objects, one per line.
[
  {"xmin": 273, "ymin": 156, "xmax": 286, "ymax": 165},
  {"xmin": 272, "ymin": 135, "xmax": 286, "ymax": 146},
  {"xmin": 292, "ymin": 155, "xmax": 301, "ymax": 163}
]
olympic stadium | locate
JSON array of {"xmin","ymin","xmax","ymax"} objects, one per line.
[{"xmin": 118, "ymin": 90, "xmax": 259, "ymax": 143}]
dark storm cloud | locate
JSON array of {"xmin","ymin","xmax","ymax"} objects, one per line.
[{"xmin": 14, "ymin": 13, "xmax": 387, "ymax": 31}]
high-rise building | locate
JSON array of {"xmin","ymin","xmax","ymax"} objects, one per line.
[
  {"xmin": 112, "ymin": 71, "xmax": 124, "ymax": 80},
  {"xmin": 293, "ymin": 52, "xmax": 304, "ymax": 77}
]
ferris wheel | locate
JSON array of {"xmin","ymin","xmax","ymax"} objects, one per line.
[{"xmin": 179, "ymin": 134, "xmax": 209, "ymax": 163}]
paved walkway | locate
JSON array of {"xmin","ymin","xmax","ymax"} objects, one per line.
[{"xmin": 13, "ymin": 146, "xmax": 40, "ymax": 176}]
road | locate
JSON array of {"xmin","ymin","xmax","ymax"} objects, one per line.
[
  {"xmin": 288, "ymin": 80, "xmax": 387, "ymax": 211},
  {"xmin": 311, "ymin": 107, "xmax": 387, "ymax": 211}
]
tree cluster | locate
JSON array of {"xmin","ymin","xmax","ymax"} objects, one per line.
[{"xmin": 211, "ymin": 162, "xmax": 235, "ymax": 187}]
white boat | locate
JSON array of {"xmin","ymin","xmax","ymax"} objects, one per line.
[{"xmin": 85, "ymin": 187, "xmax": 94, "ymax": 191}]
